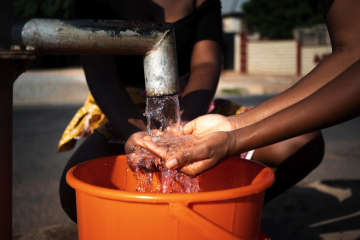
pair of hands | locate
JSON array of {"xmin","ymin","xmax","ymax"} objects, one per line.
[{"xmin": 125, "ymin": 114, "xmax": 238, "ymax": 176}]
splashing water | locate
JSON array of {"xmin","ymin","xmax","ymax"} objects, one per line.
[
  {"xmin": 126, "ymin": 94, "xmax": 201, "ymax": 193},
  {"xmin": 127, "ymin": 134, "xmax": 200, "ymax": 193},
  {"xmin": 145, "ymin": 95, "xmax": 181, "ymax": 138}
]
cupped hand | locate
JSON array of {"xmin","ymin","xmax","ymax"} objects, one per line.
[
  {"xmin": 135, "ymin": 131, "xmax": 235, "ymax": 176},
  {"xmin": 182, "ymin": 114, "xmax": 236, "ymax": 137},
  {"xmin": 124, "ymin": 131, "xmax": 149, "ymax": 154}
]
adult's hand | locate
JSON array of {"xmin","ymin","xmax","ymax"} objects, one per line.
[
  {"xmin": 125, "ymin": 131, "xmax": 149, "ymax": 154},
  {"xmin": 125, "ymin": 128, "xmax": 175, "ymax": 154},
  {"xmin": 135, "ymin": 131, "xmax": 235, "ymax": 176}
]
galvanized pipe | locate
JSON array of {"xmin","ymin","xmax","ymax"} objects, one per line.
[
  {"xmin": 144, "ymin": 28, "xmax": 179, "ymax": 97},
  {"xmin": 12, "ymin": 18, "xmax": 179, "ymax": 96}
]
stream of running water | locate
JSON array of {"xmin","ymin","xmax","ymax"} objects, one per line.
[
  {"xmin": 126, "ymin": 94, "xmax": 201, "ymax": 193},
  {"xmin": 145, "ymin": 94, "xmax": 181, "ymax": 138}
]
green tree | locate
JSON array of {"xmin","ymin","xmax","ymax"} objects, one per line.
[
  {"xmin": 242, "ymin": 0, "xmax": 325, "ymax": 39},
  {"xmin": 13, "ymin": 0, "xmax": 74, "ymax": 19}
]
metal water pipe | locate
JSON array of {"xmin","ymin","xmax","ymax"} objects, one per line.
[{"xmin": 11, "ymin": 18, "xmax": 179, "ymax": 97}]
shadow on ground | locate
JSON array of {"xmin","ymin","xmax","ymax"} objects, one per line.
[
  {"xmin": 13, "ymin": 223, "xmax": 78, "ymax": 240},
  {"xmin": 262, "ymin": 180, "xmax": 360, "ymax": 240}
]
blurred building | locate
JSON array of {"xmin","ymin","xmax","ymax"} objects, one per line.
[
  {"xmin": 293, "ymin": 24, "xmax": 331, "ymax": 46},
  {"xmin": 220, "ymin": 0, "xmax": 332, "ymax": 76},
  {"xmin": 220, "ymin": 0, "xmax": 248, "ymax": 72},
  {"xmin": 294, "ymin": 24, "xmax": 332, "ymax": 75}
]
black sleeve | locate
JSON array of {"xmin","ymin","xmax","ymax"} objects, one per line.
[
  {"xmin": 194, "ymin": 0, "xmax": 223, "ymax": 47},
  {"xmin": 74, "ymin": 0, "xmax": 118, "ymax": 19}
]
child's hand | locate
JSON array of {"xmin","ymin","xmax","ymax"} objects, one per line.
[{"xmin": 182, "ymin": 114, "xmax": 236, "ymax": 137}]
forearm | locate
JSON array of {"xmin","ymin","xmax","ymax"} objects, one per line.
[
  {"xmin": 229, "ymin": 59, "xmax": 360, "ymax": 156},
  {"xmin": 90, "ymin": 81, "xmax": 147, "ymax": 138},
  {"xmin": 230, "ymin": 49, "xmax": 360, "ymax": 129},
  {"xmin": 81, "ymin": 56, "xmax": 146, "ymax": 139},
  {"xmin": 135, "ymin": 59, "xmax": 360, "ymax": 175},
  {"xmin": 180, "ymin": 62, "xmax": 220, "ymax": 121}
]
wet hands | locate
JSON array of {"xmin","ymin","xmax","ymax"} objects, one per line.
[
  {"xmin": 136, "ymin": 130, "xmax": 235, "ymax": 176},
  {"xmin": 132, "ymin": 114, "xmax": 238, "ymax": 175},
  {"xmin": 125, "ymin": 128, "xmax": 181, "ymax": 154},
  {"xmin": 125, "ymin": 131, "xmax": 149, "ymax": 154}
]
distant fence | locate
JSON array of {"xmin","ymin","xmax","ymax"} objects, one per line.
[
  {"xmin": 301, "ymin": 45, "xmax": 332, "ymax": 75},
  {"xmin": 227, "ymin": 34, "xmax": 332, "ymax": 76},
  {"xmin": 247, "ymin": 40, "xmax": 299, "ymax": 76}
]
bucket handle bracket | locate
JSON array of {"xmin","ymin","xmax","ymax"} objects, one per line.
[{"xmin": 169, "ymin": 202, "xmax": 244, "ymax": 240}]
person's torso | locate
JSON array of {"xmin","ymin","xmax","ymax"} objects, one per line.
[
  {"xmin": 75, "ymin": 0, "xmax": 221, "ymax": 87},
  {"xmin": 108, "ymin": 0, "xmax": 197, "ymax": 23}
]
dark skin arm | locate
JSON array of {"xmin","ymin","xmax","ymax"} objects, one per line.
[
  {"xmin": 180, "ymin": 40, "xmax": 222, "ymax": 122},
  {"xmin": 81, "ymin": 55, "xmax": 147, "ymax": 153},
  {"xmin": 231, "ymin": 59, "xmax": 360, "ymax": 154},
  {"xmin": 180, "ymin": 0, "xmax": 222, "ymax": 121},
  {"xmin": 136, "ymin": 58, "xmax": 360, "ymax": 176}
]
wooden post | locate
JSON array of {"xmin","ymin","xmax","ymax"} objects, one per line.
[
  {"xmin": 0, "ymin": 52, "xmax": 35, "ymax": 239},
  {"xmin": 297, "ymin": 40, "xmax": 302, "ymax": 76},
  {"xmin": 240, "ymin": 33, "xmax": 247, "ymax": 74}
]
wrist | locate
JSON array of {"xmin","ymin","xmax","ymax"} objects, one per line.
[
  {"xmin": 228, "ymin": 107, "xmax": 259, "ymax": 130},
  {"xmin": 228, "ymin": 115, "xmax": 242, "ymax": 130},
  {"xmin": 227, "ymin": 130, "xmax": 238, "ymax": 157},
  {"xmin": 228, "ymin": 128, "xmax": 249, "ymax": 158}
]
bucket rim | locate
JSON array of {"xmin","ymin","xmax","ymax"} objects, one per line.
[{"xmin": 66, "ymin": 155, "xmax": 275, "ymax": 204}]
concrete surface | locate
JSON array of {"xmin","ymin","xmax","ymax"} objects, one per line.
[
  {"xmin": 13, "ymin": 68, "xmax": 89, "ymax": 106},
  {"xmin": 13, "ymin": 69, "xmax": 299, "ymax": 106},
  {"xmin": 216, "ymin": 71, "xmax": 300, "ymax": 97},
  {"xmin": 13, "ymin": 224, "xmax": 78, "ymax": 240},
  {"xmin": 12, "ymin": 68, "xmax": 360, "ymax": 240}
]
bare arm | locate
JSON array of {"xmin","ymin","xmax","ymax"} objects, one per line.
[
  {"xmin": 229, "ymin": 59, "xmax": 360, "ymax": 156},
  {"xmin": 180, "ymin": 40, "xmax": 222, "ymax": 121},
  {"xmin": 81, "ymin": 55, "xmax": 147, "ymax": 141}
]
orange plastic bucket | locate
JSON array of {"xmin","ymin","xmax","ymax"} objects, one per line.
[{"xmin": 67, "ymin": 155, "xmax": 274, "ymax": 240}]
